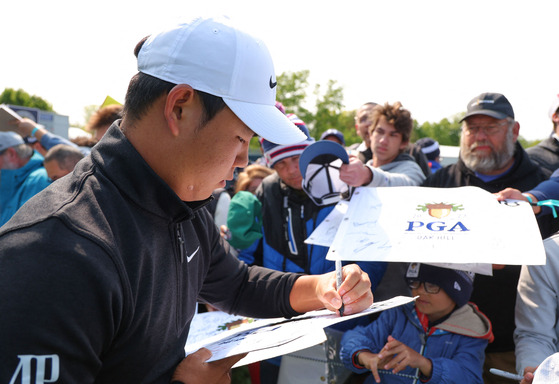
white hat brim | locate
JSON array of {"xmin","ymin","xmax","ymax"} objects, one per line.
[{"xmin": 224, "ymin": 98, "xmax": 306, "ymax": 145}]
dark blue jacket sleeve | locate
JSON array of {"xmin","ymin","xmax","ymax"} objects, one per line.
[{"xmin": 527, "ymin": 175, "xmax": 559, "ymax": 217}]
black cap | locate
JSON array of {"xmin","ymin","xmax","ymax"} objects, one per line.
[{"xmin": 461, "ymin": 92, "xmax": 514, "ymax": 122}]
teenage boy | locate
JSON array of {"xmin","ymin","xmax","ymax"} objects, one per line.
[
  {"xmin": 340, "ymin": 102, "xmax": 425, "ymax": 188},
  {"xmin": 339, "ymin": 101, "xmax": 425, "ymax": 303}
]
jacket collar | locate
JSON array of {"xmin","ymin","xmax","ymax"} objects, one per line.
[{"xmin": 90, "ymin": 121, "xmax": 211, "ymax": 223}]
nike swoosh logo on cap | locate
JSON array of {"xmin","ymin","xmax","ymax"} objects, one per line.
[
  {"xmin": 186, "ymin": 246, "xmax": 200, "ymax": 263},
  {"xmin": 269, "ymin": 76, "xmax": 277, "ymax": 89}
]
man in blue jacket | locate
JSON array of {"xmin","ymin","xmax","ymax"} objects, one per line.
[{"xmin": 0, "ymin": 131, "xmax": 50, "ymax": 226}]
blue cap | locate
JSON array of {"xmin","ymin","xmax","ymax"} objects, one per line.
[{"xmin": 320, "ymin": 128, "xmax": 345, "ymax": 146}]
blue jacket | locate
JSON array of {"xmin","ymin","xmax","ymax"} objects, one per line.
[
  {"xmin": 41, "ymin": 132, "xmax": 91, "ymax": 156},
  {"xmin": 340, "ymin": 302, "xmax": 493, "ymax": 384},
  {"xmin": 0, "ymin": 152, "xmax": 50, "ymax": 226},
  {"xmin": 237, "ymin": 173, "xmax": 386, "ymax": 289}
]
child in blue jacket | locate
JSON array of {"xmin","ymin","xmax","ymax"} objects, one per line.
[{"xmin": 341, "ymin": 263, "xmax": 493, "ymax": 383}]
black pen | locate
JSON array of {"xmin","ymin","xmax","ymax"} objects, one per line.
[{"xmin": 336, "ymin": 259, "xmax": 344, "ymax": 316}]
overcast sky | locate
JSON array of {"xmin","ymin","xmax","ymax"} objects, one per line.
[{"xmin": 1, "ymin": 0, "xmax": 557, "ymax": 140}]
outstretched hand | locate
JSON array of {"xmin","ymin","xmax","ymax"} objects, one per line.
[
  {"xmin": 494, "ymin": 187, "xmax": 525, "ymax": 202},
  {"xmin": 494, "ymin": 188, "xmax": 540, "ymax": 215},
  {"xmin": 340, "ymin": 156, "xmax": 372, "ymax": 187}
]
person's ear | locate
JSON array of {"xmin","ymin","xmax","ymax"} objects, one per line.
[
  {"xmin": 552, "ymin": 113, "xmax": 559, "ymax": 129},
  {"xmin": 164, "ymin": 84, "xmax": 196, "ymax": 137},
  {"xmin": 512, "ymin": 121, "xmax": 520, "ymax": 142},
  {"xmin": 5, "ymin": 147, "xmax": 17, "ymax": 159}
]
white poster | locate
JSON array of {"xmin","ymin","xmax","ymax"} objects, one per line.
[
  {"xmin": 185, "ymin": 296, "xmax": 415, "ymax": 366},
  {"xmin": 306, "ymin": 186, "xmax": 545, "ymax": 267}
]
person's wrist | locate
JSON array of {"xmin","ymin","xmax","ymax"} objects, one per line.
[
  {"xmin": 361, "ymin": 165, "xmax": 373, "ymax": 186},
  {"xmin": 522, "ymin": 193, "xmax": 536, "ymax": 205},
  {"xmin": 30, "ymin": 126, "xmax": 40, "ymax": 137},
  {"xmin": 353, "ymin": 349, "xmax": 368, "ymax": 368},
  {"xmin": 522, "ymin": 193, "xmax": 542, "ymax": 214},
  {"xmin": 418, "ymin": 357, "xmax": 433, "ymax": 381}
]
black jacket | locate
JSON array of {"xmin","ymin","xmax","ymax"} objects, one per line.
[
  {"xmin": 526, "ymin": 136, "xmax": 559, "ymax": 179},
  {"xmin": 0, "ymin": 122, "xmax": 300, "ymax": 383}
]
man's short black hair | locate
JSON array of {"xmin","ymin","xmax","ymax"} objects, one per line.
[
  {"xmin": 123, "ymin": 35, "xmax": 226, "ymax": 125},
  {"xmin": 123, "ymin": 73, "xmax": 226, "ymax": 126}
]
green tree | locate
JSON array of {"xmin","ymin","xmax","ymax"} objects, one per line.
[
  {"xmin": 519, "ymin": 137, "xmax": 541, "ymax": 149},
  {"xmin": 276, "ymin": 70, "xmax": 359, "ymax": 145},
  {"xmin": 312, "ymin": 80, "xmax": 344, "ymax": 134},
  {"xmin": 276, "ymin": 70, "xmax": 312, "ymax": 123},
  {"xmin": 0, "ymin": 88, "xmax": 54, "ymax": 112},
  {"xmin": 413, "ymin": 113, "xmax": 464, "ymax": 146},
  {"xmin": 337, "ymin": 110, "xmax": 360, "ymax": 146}
]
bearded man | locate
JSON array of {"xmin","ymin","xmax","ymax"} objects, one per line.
[
  {"xmin": 422, "ymin": 92, "xmax": 552, "ymax": 234},
  {"xmin": 422, "ymin": 92, "xmax": 554, "ymax": 384}
]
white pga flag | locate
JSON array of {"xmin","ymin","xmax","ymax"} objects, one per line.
[{"xmin": 306, "ymin": 186, "xmax": 545, "ymax": 274}]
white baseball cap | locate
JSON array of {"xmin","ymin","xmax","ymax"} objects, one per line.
[
  {"xmin": 299, "ymin": 141, "xmax": 350, "ymax": 206},
  {"xmin": 137, "ymin": 16, "xmax": 305, "ymax": 145},
  {"xmin": 548, "ymin": 94, "xmax": 559, "ymax": 120}
]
